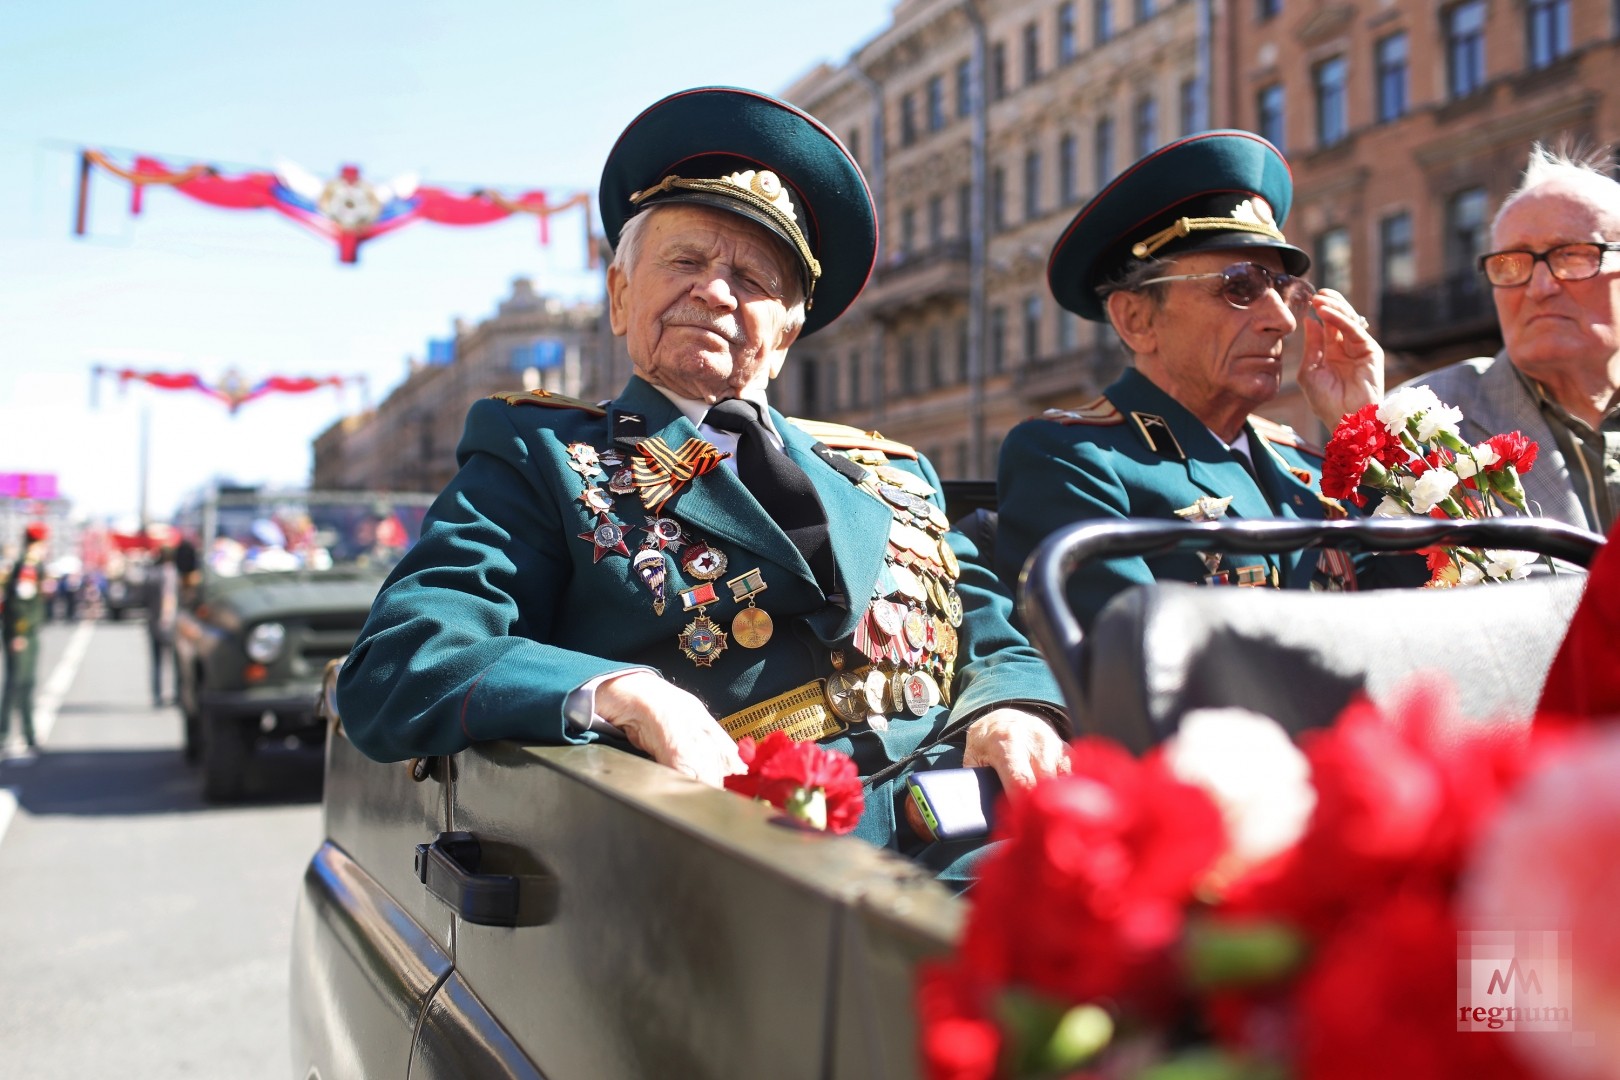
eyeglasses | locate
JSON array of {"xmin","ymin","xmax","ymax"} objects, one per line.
[
  {"xmin": 1138, "ymin": 261, "xmax": 1317, "ymax": 312},
  {"xmin": 1478, "ymin": 242, "xmax": 1620, "ymax": 287}
]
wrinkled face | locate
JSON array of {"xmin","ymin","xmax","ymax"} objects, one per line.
[
  {"xmin": 1491, "ymin": 179, "xmax": 1620, "ymax": 382},
  {"xmin": 608, "ymin": 204, "xmax": 802, "ymax": 404},
  {"xmin": 1135, "ymin": 248, "xmax": 1300, "ymax": 418}
]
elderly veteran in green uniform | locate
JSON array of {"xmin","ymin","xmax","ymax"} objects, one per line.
[
  {"xmin": 337, "ymin": 87, "xmax": 1067, "ymax": 880},
  {"xmin": 996, "ymin": 130, "xmax": 1385, "ymax": 629}
]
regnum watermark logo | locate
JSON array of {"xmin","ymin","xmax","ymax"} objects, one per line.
[{"xmin": 1458, "ymin": 924, "xmax": 1572, "ymax": 1032}]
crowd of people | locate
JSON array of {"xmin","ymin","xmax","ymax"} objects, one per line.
[{"xmin": 332, "ymin": 86, "xmax": 1618, "ymax": 887}]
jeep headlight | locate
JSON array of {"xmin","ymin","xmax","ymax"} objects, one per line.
[{"xmin": 246, "ymin": 622, "xmax": 286, "ymax": 664}]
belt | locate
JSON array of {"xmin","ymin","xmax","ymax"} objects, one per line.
[
  {"xmin": 718, "ymin": 679, "xmax": 849, "ymax": 744},
  {"xmin": 718, "ymin": 661, "xmax": 950, "ymax": 743}
]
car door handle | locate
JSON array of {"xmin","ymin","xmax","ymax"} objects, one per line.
[{"xmin": 414, "ymin": 831, "xmax": 552, "ymax": 928}]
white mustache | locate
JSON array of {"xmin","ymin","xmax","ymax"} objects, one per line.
[{"xmin": 661, "ymin": 303, "xmax": 742, "ymax": 344}]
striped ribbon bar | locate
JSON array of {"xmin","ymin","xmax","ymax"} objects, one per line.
[{"xmin": 632, "ymin": 437, "xmax": 728, "ymax": 512}]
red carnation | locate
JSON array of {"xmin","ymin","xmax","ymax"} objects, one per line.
[
  {"xmin": 724, "ymin": 731, "xmax": 864, "ymax": 834},
  {"xmin": 1321, "ymin": 404, "xmax": 1405, "ymax": 504},
  {"xmin": 917, "ymin": 961, "xmax": 1003, "ymax": 1080},
  {"xmin": 1484, "ymin": 431, "xmax": 1538, "ymax": 474},
  {"xmin": 1296, "ymin": 887, "xmax": 1534, "ymax": 1080},
  {"xmin": 957, "ymin": 739, "xmax": 1225, "ymax": 1007}
]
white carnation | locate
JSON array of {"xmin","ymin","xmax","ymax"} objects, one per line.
[
  {"xmin": 1458, "ymin": 560, "xmax": 1485, "ymax": 585},
  {"xmin": 1409, "ymin": 468, "xmax": 1458, "ymax": 513},
  {"xmin": 1371, "ymin": 494, "xmax": 1412, "ymax": 517},
  {"xmin": 1377, "ymin": 385, "xmax": 1443, "ymax": 436},
  {"xmin": 1165, "ymin": 708, "xmax": 1316, "ymax": 874},
  {"xmin": 1484, "ymin": 549, "xmax": 1535, "ymax": 581},
  {"xmin": 1414, "ymin": 403, "xmax": 1464, "ymax": 442}
]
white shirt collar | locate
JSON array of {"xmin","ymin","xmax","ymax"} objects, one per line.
[{"xmin": 646, "ymin": 384, "xmax": 784, "ymax": 447}]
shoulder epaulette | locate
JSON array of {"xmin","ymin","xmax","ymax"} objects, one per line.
[
  {"xmin": 489, "ymin": 389, "xmax": 607, "ymax": 417},
  {"xmin": 1249, "ymin": 414, "xmax": 1323, "ymax": 457},
  {"xmin": 785, "ymin": 418, "xmax": 918, "ymax": 460},
  {"xmin": 1035, "ymin": 395, "xmax": 1124, "ymax": 426}
]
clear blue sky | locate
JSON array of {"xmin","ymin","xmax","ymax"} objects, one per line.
[{"xmin": 0, "ymin": 0, "xmax": 894, "ymax": 523}]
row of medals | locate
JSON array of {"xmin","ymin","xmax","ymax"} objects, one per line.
[
  {"xmin": 825, "ymin": 461, "xmax": 965, "ymax": 733},
  {"xmin": 565, "ymin": 443, "xmax": 967, "ymax": 733}
]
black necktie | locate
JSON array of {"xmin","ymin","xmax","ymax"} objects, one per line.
[
  {"xmin": 704, "ymin": 399, "xmax": 835, "ymax": 592},
  {"xmin": 1229, "ymin": 444, "xmax": 1275, "ymax": 510}
]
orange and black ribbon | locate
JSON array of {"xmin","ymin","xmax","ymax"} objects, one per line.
[{"xmin": 633, "ymin": 437, "xmax": 728, "ymax": 512}]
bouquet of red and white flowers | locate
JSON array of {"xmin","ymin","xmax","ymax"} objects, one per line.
[
  {"xmin": 1320, "ymin": 386, "xmax": 1541, "ymax": 585},
  {"xmin": 917, "ymin": 689, "xmax": 1618, "ymax": 1080}
]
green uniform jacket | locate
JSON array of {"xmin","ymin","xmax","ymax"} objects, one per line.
[
  {"xmin": 996, "ymin": 367, "xmax": 1346, "ymax": 631},
  {"xmin": 2, "ymin": 552, "xmax": 45, "ymax": 682},
  {"xmin": 338, "ymin": 376, "xmax": 1063, "ymax": 867}
]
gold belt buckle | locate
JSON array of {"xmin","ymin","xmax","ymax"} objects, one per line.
[{"xmin": 719, "ymin": 679, "xmax": 850, "ymax": 744}]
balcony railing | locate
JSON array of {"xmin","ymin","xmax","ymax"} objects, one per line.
[
  {"xmin": 1378, "ymin": 273, "xmax": 1498, "ymax": 350},
  {"xmin": 1015, "ymin": 340, "xmax": 1127, "ymax": 403},
  {"xmin": 861, "ymin": 240, "xmax": 972, "ymax": 318}
]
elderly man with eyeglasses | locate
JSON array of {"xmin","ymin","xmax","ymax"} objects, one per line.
[
  {"xmin": 1393, "ymin": 145, "xmax": 1620, "ymax": 536},
  {"xmin": 994, "ymin": 131, "xmax": 1384, "ymax": 630}
]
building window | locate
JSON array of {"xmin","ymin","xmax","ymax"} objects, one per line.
[
  {"xmin": 1257, "ymin": 0, "xmax": 1279, "ymax": 20},
  {"xmin": 1314, "ymin": 56, "xmax": 1348, "ymax": 148},
  {"xmin": 990, "ymin": 166, "xmax": 1007, "ymax": 232},
  {"xmin": 1023, "ymin": 295, "xmax": 1042, "ymax": 363},
  {"xmin": 1022, "ymin": 22, "xmax": 1040, "ymax": 85},
  {"xmin": 1446, "ymin": 1, "xmax": 1487, "ymax": 100},
  {"xmin": 957, "ymin": 182, "xmax": 973, "ymax": 240},
  {"xmin": 901, "ymin": 92, "xmax": 918, "ymax": 147},
  {"xmin": 1094, "ymin": 115, "xmax": 1115, "ymax": 187},
  {"xmin": 1058, "ymin": 2, "xmax": 1078, "ymax": 64},
  {"xmin": 1180, "ymin": 76, "xmax": 1200, "ymax": 135},
  {"xmin": 956, "ymin": 57, "xmax": 973, "ymax": 118},
  {"xmin": 1316, "ymin": 227, "xmax": 1352, "ymax": 295},
  {"xmin": 822, "ymin": 354, "xmax": 839, "ymax": 411},
  {"xmin": 1059, "ymin": 132, "xmax": 1079, "ymax": 204},
  {"xmin": 1375, "ymin": 33, "xmax": 1409, "ymax": 123},
  {"xmin": 1256, "ymin": 83, "xmax": 1285, "ymax": 153},
  {"xmin": 989, "ymin": 306, "xmax": 1007, "ymax": 373},
  {"xmin": 1527, "ymin": 0, "xmax": 1572, "ymax": 69},
  {"xmin": 1134, "ymin": 95, "xmax": 1158, "ymax": 158},
  {"xmin": 1380, "ymin": 211, "xmax": 1415, "ymax": 290},
  {"xmin": 1446, "ymin": 186, "xmax": 1490, "ymax": 277},
  {"xmin": 955, "ymin": 441, "xmax": 970, "ymax": 480},
  {"xmin": 900, "ymin": 337, "xmax": 918, "ymax": 395},
  {"xmin": 991, "ymin": 41, "xmax": 1008, "ymax": 100},
  {"xmin": 927, "ymin": 326, "xmax": 944, "ymax": 388},
  {"xmin": 1060, "ymin": 308, "xmax": 1083, "ymax": 353},
  {"xmin": 928, "ymin": 193, "xmax": 945, "ymax": 248},
  {"xmin": 927, "ymin": 75, "xmax": 946, "ymax": 132},
  {"xmin": 847, "ymin": 127, "xmax": 861, "ymax": 164},
  {"xmin": 1135, "ymin": 0, "xmax": 1154, "ymax": 23},
  {"xmin": 957, "ymin": 318, "xmax": 970, "ymax": 381},
  {"xmin": 1094, "ymin": 0, "xmax": 1113, "ymax": 45},
  {"xmin": 847, "ymin": 349, "xmax": 863, "ymax": 406},
  {"xmin": 900, "ymin": 205, "xmax": 916, "ymax": 257},
  {"xmin": 801, "ymin": 359, "xmax": 821, "ymax": 414},
  {"xmin": 1024, "ymin": 149, "xmax": 1043, "ymax": 220}
]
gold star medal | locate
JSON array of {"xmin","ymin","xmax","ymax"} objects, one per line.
[{"xmin": 726, "ymin": 568, "xmax": 773, "ymax": 649}]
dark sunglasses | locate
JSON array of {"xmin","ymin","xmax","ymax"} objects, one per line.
[{"xmin": 1139, "ymin": 261, "xmax": 1317, "ymax": 311}]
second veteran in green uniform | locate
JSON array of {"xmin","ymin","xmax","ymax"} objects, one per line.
[
  {"xmin": 996, "ymin": 130, "xmax": 1386, "ymax": 629},
  {"xmin": 337, "ymin": 87, "xmax": 1067, "ymax": 881}
]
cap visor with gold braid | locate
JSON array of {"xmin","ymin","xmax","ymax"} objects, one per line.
[
  {"xmin": 1047, "ymin": 130, "xmax": 1309, "ymax": 322},
  {"xmin": 599, "ymin": 86, "xmax": 877, "ymax": 337}
]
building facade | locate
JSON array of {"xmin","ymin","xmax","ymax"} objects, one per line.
[
  {"xmin": 785, "ymin": 0, "xmax": 1620, "ymax": 459},
  {"xmin": 312, "ymin": 278, "xmax": 605, "ymax": 493},
  {"xmin": 1214, "ymin": 0, "xmax": 1619, "ymax": 427},
  {"xmin": 784, "ymin": 0, "xmax": 1210, "ymax": 479}
]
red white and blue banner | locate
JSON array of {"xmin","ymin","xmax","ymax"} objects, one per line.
[
  {"xmin": 75, "ymin": 149, "xmax": 596, "ymax": 265},
  {"xmin": 92, "ymin": 365, "xmax": 367, "ymax": 415}
]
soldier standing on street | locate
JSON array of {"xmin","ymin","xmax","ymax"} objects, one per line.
[{"xmin": 2, "ymin": 522, "xmax": 50, "ymax": 756}]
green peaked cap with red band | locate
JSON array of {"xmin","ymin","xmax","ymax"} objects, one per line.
[
  {"xmin": 1048, "ymin": 130, "xmax": 1309, "ymax": 322},
  {"xmin": 599, "ymin": 86, "xmax": 878, "ymax": 338}
]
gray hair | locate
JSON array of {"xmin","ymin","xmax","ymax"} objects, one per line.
[
  {"xmin": 1094, "ymin": 255, "xmax": 1172, "ymax": 335},
  {"xmin": 1494, "ymin": 140, "xmax": 1620, "ymax": 234},
  {"xmin": 611, "ymin": 205, "xmax": 808, "ymax": 334}
]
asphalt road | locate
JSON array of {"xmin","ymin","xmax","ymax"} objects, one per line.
[{"xmin": 0, "ymin": 620, "xmax": 322, "ymax": 1079}]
